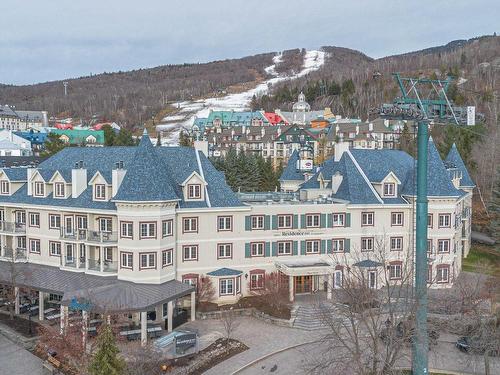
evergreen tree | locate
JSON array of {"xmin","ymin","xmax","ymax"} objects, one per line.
[
  {"xmin": 102, "ymin": 124, "xmax": 116, "ymax": 146},
  {"xmin": 179, "ymin": 131, "xmax": 193, "ymax": 147},
  {"xmin": 42, "ymin": 133, "xmax": 67, "ymax": 157},
  {"xmin": 88, "ymin": 324, "xmax": 126, "ymax": 375},
  {"xmin": 113, "ymin": 129, "xmax": 135, "ymax": 146},
  {"xmin": 399, "ymin": 124, "xmax": 416, "ymax": 156},
  {"xmin": 489, "ymin": 166, "xmax": 500, "ymax": 242}
]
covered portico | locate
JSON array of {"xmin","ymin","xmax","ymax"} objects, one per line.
[{"xmin": 275, "ymin": 258, "xmax": 335, "ymax": 302}]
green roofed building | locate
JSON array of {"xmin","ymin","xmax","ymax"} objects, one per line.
[{"xmin": 50, "ymin": 129, "xmax": 105, "ymax": 146}]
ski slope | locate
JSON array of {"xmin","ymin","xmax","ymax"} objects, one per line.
[{"xmin": 157, "ymin": 50, "xmax": 326, "ymax": 145}]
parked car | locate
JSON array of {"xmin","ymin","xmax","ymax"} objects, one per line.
[{"xmin": 456, "ymin": 336, "xmax": 500, "ymax": 356}]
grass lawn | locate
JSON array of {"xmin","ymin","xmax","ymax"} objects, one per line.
[{"xmin": 462, "ymin": 244, "xmax": 500, "ymax": 276}]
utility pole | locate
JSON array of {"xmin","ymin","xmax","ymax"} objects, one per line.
[{"xmin": 63, "ymin": 82, "xmax": 68, "ymax": 97}]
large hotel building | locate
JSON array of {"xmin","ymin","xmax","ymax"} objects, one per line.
[{"xmin": 0, "ymin": 130, "xmax": 473, "ymax": 339}]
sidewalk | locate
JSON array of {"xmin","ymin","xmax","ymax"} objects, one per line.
[{"xmin": 0, "ymin": 333, "xmax": 44, "ymax": 375}]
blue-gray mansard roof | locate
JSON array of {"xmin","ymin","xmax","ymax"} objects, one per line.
[
  {"xmin": 279, "ymin": 150, "xmax": 303, "ymax": 181},
  {"xmin": 0, "ymin": 132, "xmax": 243, "ymax": 209},
  {"xmin": 445, "ymin": 143, "xmax": 475, "ymax": 188}
]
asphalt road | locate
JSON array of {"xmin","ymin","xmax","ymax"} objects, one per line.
[{"xmin": 0, "ymin": 334, "xmax": 44, "ymax": 375}]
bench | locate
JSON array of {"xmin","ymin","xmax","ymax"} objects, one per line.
[{"xmin": 43, "ymin": 356, "xmax": 61, "ymax": 374}]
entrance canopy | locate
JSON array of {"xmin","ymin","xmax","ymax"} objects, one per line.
[{"xmin": 275, "ymin": 258, "xmax": 333, "ymax": 276}]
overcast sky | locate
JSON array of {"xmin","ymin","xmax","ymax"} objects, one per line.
[{"xmin": 1, "ymin": 0, "xmax": 498, "ymax": 85}]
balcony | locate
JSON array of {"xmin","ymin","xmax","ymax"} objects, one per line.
[
  {"xmin": 0, "ymin": 221, "xmax": 26, "ymax": 235},
  {"xmin": 60, "ymin": 228, "xmax": 117, "ymax": 244},
  {"xmin": 88, "ymin": 259, "xmax": 118, "ymax": 273},
  {"xmin": 1, "ymin": 247, "xmax": 27, "ymax": 262}
]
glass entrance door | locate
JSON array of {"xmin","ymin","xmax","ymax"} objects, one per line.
[{"xmin": 294, "ymin": 276, "xmax": 312, "ymax": 294}]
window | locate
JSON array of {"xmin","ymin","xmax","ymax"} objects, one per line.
[
  {"xmin": 54, "ymin": 183, "xmax": 65, "ymax": 197},
  {"xmin": 0, "ymin": 181, "xmax": 9, "ymax": 195},
  {"xmin": 34, "ymin": 181, "xmax": 44, "ymax": 196},
  {"xmin": 121, "ymin": 252, "xmax": 133, "ymax": 269},
  {"xmin": 332, "ymin": 239, "xmax": 345, "ymax": 253},
  {"xmin": 29, "ymin": 239, "xmax": 41, "ymax": 254},
  {"xmin": 438, "ymin": 214, "xmax": 451, "ymax": 228},
  {"xmin": 17, "ymin": 236, "xmax": 26, "ymax": 249},
  {"xmin": 15, "ymin": 210, "xmax": 26, "ymax": 224},
  {"xmin": 183, "ymin": 217, "xmax": 198, "ymax": 233},
  {"xmin": 217, "ymin": 243, "xmax": 232, "ymax": 259},
  {"xmin": 182, "ymin": 274, "xmax": 198, "ymax": 287},
  {"xmin": 49, "ymin": 214, "xmax": 61, "ymax": 229},
  {"xmin": 162, "ymin": 219, "xmax": 173, "ymax": 237},
  {"xmin": 0, "ymin": 209, "xmax": 4, "ymax": 222},
  {"xmin": 391, "ymin": 212, "xmax": 403, "ymax": 226},
  {"xmin": 162, "ymin": 249, "xmax": 173, "ymax": 267},
  {"xmin": 217, "ymin": 216, "xmax": 232, "ymax": 231},
  {"xmin": 427, "ymin": 239, "xmax": 433, "ymax": 254},
  {"xmin": 437, "ymin": 239, "xmax": 450, "ymax": 254},
  {"xmin": 121, "ymin": 222, "xmax": 133, "ymax": 238},
  {"xmin": 140, "ymin": 222, "xmax": 156, "ymax": 239},
  {"xmin": 389, "ymin": 263, "xmax": 402, "ymax": 280},
  {"xmin": 139, "ymin": 252, "xmax": 156, "ymax": 269},
  {"xmin": 251, "ymin": 242, "xmax": 264, "ymax": 257},
  {"xmin": 236, "ymin": 276, "xmax": 241, "ymax": 294},
  {"xmin": 361, "ymin": 212, "xmax": 374, "ymax": 226},
  {"xmin": 76, "ymin": 216, "xmax": 88, "ymax": 230},
  {"xmin": 361, "ymin": 237, "xmax": 374, "ymax": 252},
  {"xmin": 49, "ymin": 241, "xmax": 61, "ymax": 256},
  {"xmin": 99, "ymin": 218, "xmax": 112, "ymax": 232},
  {"xmin": 436, "ymin": 265, "xmax": 450, "ymax": 283},
  {"xmin": 94, "ymin": 184, "xmax": 106, "ymax": 200},
  {"xmin": 305, "ymin": 240, "xmax": 320, "ymax": 254},
  {"xmin": 332, "ymin": 213, "xmax": 345, "ymax": 227},
  {"xmin": 305, "ymin": 214, "xmax": 320, "ymax": 228},
  {"xmin": 427, "ymin": 265, "xmax": 432, "ymax": 283},
  {"xmin": 183, "ymin": 245, "xmax": 198, "ymax": 261},
  {"xmin": 219, "ymin": 279, "xmax": 234, "ymax": 296},
  {"xmin": 250, "ymin": 272, "xmax": 265, "ymax": 290},
  {"xmin": 277, "ymin": 215, "xmax": 292, "ymax": 229},
  {"xmin": 29, "ymin": 212, "xmax": 40, "ymax": 227},
  {"xmin": 277, "ymin": 241, "xmax": 292, "ymax": 255},
  {"xmin": 104, "ymin": 247, "xmax": 113, "ymax": 261},
  {"xmin": 428, "ymin": 214, "xmax": 433, "ymax": 228},
  {"xmin": 383, "ymin": 183, "xmax": 395, "ymax": 197},
  {"xmin": 251, "ymin": 215, "xmax": 264, "ymax": 230},
  {"xmin": 390, "ymin": 237, "xmax": 403, "ymax": 251},
  {"xmin": 187, "ymin": 184, "xmax": 201, "ymax": 199}
]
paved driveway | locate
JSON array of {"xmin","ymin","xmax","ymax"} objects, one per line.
[{"xmin": 0, "ymin": 334, "xmax": 44, "ymax": 375}]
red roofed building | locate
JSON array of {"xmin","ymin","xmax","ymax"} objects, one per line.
[
  {"xmin": 263, "ymin": 112, "xmax": 288, "ymax": 126},
  {"xmin": 55, "ymin": 123, "xmax": 73, "ymax": 130}
]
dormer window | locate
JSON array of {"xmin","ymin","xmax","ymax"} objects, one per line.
[
  {"xmin": 54, "ymin": 183, "xmax": 65, "ymax": 198},
  {"xmin": 187, "ymin": 184, "xmax": 201, "ymax": 199},
  {"xmin": 94, "ymin": 184, "xmax": 106, "ymax": 200},
  {"xmin": 0, "ymin": 181, "xmax": 9, "ymax": 195},
  {"xmin": 383, "ymin": 183, "xmax": 395, "ymax": 197},
  {"xmin": 34, "ymin": 182, "xmax": 45, "ymax": 197}
]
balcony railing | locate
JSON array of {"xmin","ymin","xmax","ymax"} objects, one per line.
[
  {"xmin": 60, "ymin": 228, "xmax": 117, "ymax": 243},
  {"xmin": 0, "ymin": 221, "xmax": 26, "ymax": 234},
  {"xmin": 2, "ymin": 247, "xmax": 27, "ymax": 261},
  {"xmin": 87, "ymin": 259, "xmax": 118, "ymax": 273}
]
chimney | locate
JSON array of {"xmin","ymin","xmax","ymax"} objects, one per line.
[
  {"xmin": 331, "ymin": 172, "xmax": 343, "ymax": 194},
  {"xmin": 112, "ymin": 161, "xmax": 127, "ymax": 197},
  {"xmin": 27, "ymin": 168, "xmax": 35, "ymax": 195},
  {"xmin": 193, "ymin": 140, "xmax": 209, "ymax": 157},
  {"xmin": 71, "ymin": 162, "xmax": 87, "ymax": 198},
  {"xmin": 334, "ymin": 142, "xmax": 349, "ymax": 162},
  {"xmin": 368, "ymin": 122, "xmax": 373, "ymax": 132},
  {"xmin": 355, "ymin": 124, "xmax": 359, "ymax": 135},
  {"xmin": 242, "ymin": 125, "xmax": 246, "ymax": 134}
]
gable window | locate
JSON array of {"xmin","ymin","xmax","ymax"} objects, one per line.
[
  {"xmin": 361, "ymin": 212, "xmax": 374, "ymax": 226},
  {"xmin": 217, "ymin": 216, "xmax": 232, "ymax": 231},
  {"xmin": 139, "ymin": 252, "xmax": 156, "ymax": 269},
  {"xmin": 121, "ymin": 252, "xmax": 133, "ymax": 269},
  {"xmin": 250, "ymin": 272, "xmax": 265, "ymax": 290},
  {"xmin": 437, "ymin": 239, "xmax": 450, "ymax": 254},
  {"xmin": 29, "ymin": 212, "xmax": 40, "ymax": 227},
  {"xmin": 390, "ymin": 237, "xmax": 403, "ymax": 251},
  {"xmin": 99, "ymin": 218, "xmax": 112, "ymax": 232},
  {"xmin": 251, "ymin": 242, "xmax": 264, "ymax": 257},
  {"xmin": 219, "ymin": 278, "xmax": 234, "ymax": 296},
  {"xmin": 428, "ymin": 214, "xmax": 433, "ymax": 228},
  {"xmin": 49, "ymin": 214, "xmax": 61, "ymax": 229},
  {"xmin": 391, "ymin": 212, "xmax": 404, "ymax": 226},
  {"xmin": 34, "ymin": 181, "xmax": 44, "ymax": 197},
  {"xmin": 438, "ymin": 214, "xmax": 451, "ymax": 228},
  {"xmin": 94, "ymin": 184, "xmax": 106, "ymax": 200},
  {"xmin": 361, "ymin": 237, "xmax": 374, "ymax": 252},
  {"xmin": 162, "ymin": 249, "xmax": 173, "ymax": 267},
  {"xmin": 251, "ymin": 215, "xmax": 264, "ymax": 230},
  {"xmin": 29, "ymin": 239, "xmax": 41, "ymax": 254},
  {"xmin": 120, "ymin": 221, "xmax": 133, "ymax": 238},
  {"xmin": 49, "ymin": 241, "xmax": 61, "ymax": 256},
  {"xmin": 54, "ymin": 183, "xmax": 65, "ymax": 198},
  {"xmin": 140, "ymin": 222, "xmax": 156, "ymax": 239},
  {"xmin": 332, "ymin": 213, "xmax": 345, "ymax": 227},
  {"xmin": 162, "ymin": 219, "xmax": 173, "ymax": 237},
  {"xmin": 277, "ymin": 241, "xmax": 292, "ymax": 255},
  {"xmin": 383, "ymin": 183, "xmax": 396, "ymax": 197},
  {"xmin": 183, "ymin": 217, "xmax": 198, "ymax": 233},
  {"xmin": 389, "ymin": 262, "xmax": 402, "ymax": 280},
  {"xmin": 217, "ymin": 243, "xmax": 232, "ymax": 259},
  {"xmin": 278, "ymin": 215, "xmax": 293, "ymax": 229},
  {"xmin": 305, "ymin": 214, "xmax": 320, "ymax": 228},
  {"xmin": 436, "ymin": 265, "xmax": 450, "ymax": 283},
  {"xmin": 0, "ymin": 181, "xmax": 9, "ymax": 195},
  {"xmin": 187, "ymin": 184, "xmax": 201, "ymax": 199},
  {"xmin": 332, "ymin": 239, "xmax": 345, "ymax": 253},
  {"xmin": 183, "ymin": 245, "xmax": 198, "ymax": 261}
]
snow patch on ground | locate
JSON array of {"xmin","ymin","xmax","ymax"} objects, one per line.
[
  {"xmin": 157, "ymin": 50, "xmax": 326, "ymax": 145},
  {"xmin": 456, "ymin": 77, "xmax": 468, "ymax": 85}
]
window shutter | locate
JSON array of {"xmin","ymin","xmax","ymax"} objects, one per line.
[
  {"xmin": 265, "ymin": 242, "xmax": 271, "ymax": 257},
  {"xmin": 345, "ymin": 213, "xmax": 351, "ymax": 227},
  {"xmin": 271, "ymin": 242, "xmax": 277, "ymax": 256},
  {"xmin": 264, "ymin": 215, "xmax": 270, "ymax": 230},
  {"xmin": 345, "ymin": 239, "xmax": 351, "ymax": 253},
  {"xmin": 292, "ymin": 241, "xmax": 298, "ymax": 255},
  {"xmin": 245, "ymin": 216, "xmax": 251, "ymax": 231},
  {"xmin": 300, "ymin": 240, "xmax": 306, "ymax": 255},
  {"xmin": 245, "ymin": 243, "xmax": 251, "ymax": 258},
  {"xmin": 320, "ymin": 240, "xmax": 326, "ymax": 254},
  {"xmin": 271, "ymin": 215, "xmax": 278, "ymax": 230},
  {"xmin": 300, "ymin": 214, "xmax": 306, "ymax": 229},
  {"xmin": 320, "ymin": 214, "xmax": 327, "ymax": 228},
  {"xmin": 327, "ymin": 239, "xmax": 333, "ymax": 253},
  {"xmin": 327, "ymin": 214, "xmax": 333, "ymax": 228},
  {"xmin": 292, "ymin": 214, "xmax": 299, "ymax": 229}
]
